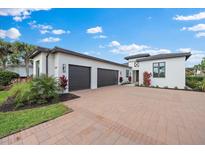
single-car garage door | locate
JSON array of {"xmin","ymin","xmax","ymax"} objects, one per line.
[
  {"xmin": 97, "ymin": 68, "xmax": 118, "ymax": 87},
  {"xmin": 69, "ymin": 65, "xmax": 91, "ymax": 91}
]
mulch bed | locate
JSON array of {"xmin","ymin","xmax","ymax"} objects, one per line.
[{"xmin": 0, "ymin": 93, "xmax": 80, "ymax": 112}]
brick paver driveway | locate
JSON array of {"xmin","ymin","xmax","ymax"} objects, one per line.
[{"xmin": 1, "ymin": 86, "xmax": 205, "ymax": 144}]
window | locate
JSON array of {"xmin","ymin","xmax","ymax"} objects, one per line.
[
  {"xmin": 36, "ymin": 60, "xmax": 40, "ymax": 77},
  {"xmin": 153, "ymin": 62, "xmax": 165, "ymax": 78},
  {"xmin": 62, "ymin": 64, "xmax": 66, "ymax": 73},
  {"xmin": 126, "ymin": 70, "xmax": 129, "ymax": 77}
]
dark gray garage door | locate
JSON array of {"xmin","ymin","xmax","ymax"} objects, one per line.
[
  {"xmin": 69, "ymin": 65, "xmax": 91, "ymax": 91},
  {"xmin": 97, "ymin": 68, "xmax": 118, "ymax": 87}
]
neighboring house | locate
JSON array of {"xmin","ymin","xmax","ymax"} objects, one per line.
[
  {"xmin": 30, "ymin": 47, "xmax": 131, "ymax": 92},
  {"xmin": 30, "ymin": 46, "xmax": 191, "ymax": 91},
  {"xmin": 1, "ymin": 64, "xmax": 33, "ymax": 77},
  {"xmin": 125, "ymin": 52, "xmax": 191, "ymax": 89},
  {"xmin": 194, "ymin": 69, "xmax": 204, "ymax": 76}
]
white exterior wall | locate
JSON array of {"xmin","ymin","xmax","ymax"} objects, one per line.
[
  {"xmin": 6, "ymin": 66, "xmax": 33, "ymax": 77},
  {"xmin": 33, "ymin": 52, "xmax": 130, "ymax": 92},
  {"xmin": 57, "ymin": 53, "xmax": 130, "ymax": 91},
  {"xmin": 138, "ymin": 57, "xmax": 186, "ymax": 89},
  {"xmin": 33, "ymin": 53, "xmax": 46, "ymax": 76}
]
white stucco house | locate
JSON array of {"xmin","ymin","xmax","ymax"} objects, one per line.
[
  {"xmin": 30, "ymin": 46, "xmax": 191, "ymax": 91},
  {"xmin": 5, "ymin": 64, "xmax": 33, "ymax": 77},
  {"xmin": 125, "ymin": 52, "xmax": 191, "ymax": 89},
  {"xmin": 30, "ymin": 47, "xmax": 131, "ymax": 92}
]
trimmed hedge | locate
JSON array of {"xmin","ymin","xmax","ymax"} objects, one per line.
[{"xmin": 0, "ymin": 70, "xmax": 19, "ymax": 86}]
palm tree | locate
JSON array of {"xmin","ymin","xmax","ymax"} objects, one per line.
[
  {"xmin": 14, "ymin": 42, "xmax": 36, "ymax": 77},
  {"xmin": 0, "ymin": 39, "xmax": 13, "ymax": 70},
  {"xmin": 201, "ymin": 57, "xmax": 205, "ymax": 74}
]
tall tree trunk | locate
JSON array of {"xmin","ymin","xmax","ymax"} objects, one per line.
[
  {"xmin": 2, "ymin": 62, "xmax": 6, "ymax": 70},
  {"xmin": 25, "ymin": 59, "xmax": 29, "ymax": 78}
]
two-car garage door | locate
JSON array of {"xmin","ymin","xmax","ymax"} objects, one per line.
[
  {"xmin": 69, "ymin": 65, "xmax": 91, "ymax": 91},
  {"xmin": 69, "ymin": 65, "xmax": 119, "ymax": 91},
  {"xmin": 97, "ymin": 68, "xmax": 118, "ymax": 88}
]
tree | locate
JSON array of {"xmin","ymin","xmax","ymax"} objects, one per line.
[
  {"xmin": 0, "ymin": 39, "xmax": 13, "ymax": 70},
  {"xmin": 201, "ymin": 57, "xmax": 205, "ymax": 74},
  {"xmin": 14, "ymin": 42, "xmax": 36, "ymax": 77}
]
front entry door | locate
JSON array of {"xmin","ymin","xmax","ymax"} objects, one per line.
[{"xmin": 136, "ymin": 70, "xmax": 139, "ymax": 82}]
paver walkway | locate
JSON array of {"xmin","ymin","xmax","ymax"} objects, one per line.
[{"xmin": 1, "ymin": 86, "xmax": 205, "ymax": 144}]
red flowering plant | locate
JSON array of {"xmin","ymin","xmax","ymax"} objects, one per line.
[
  {"xmin": 59, "ymin": 75, "xmax": 68, "ymax": 93},
  {"xmin": 119, "ymin": 77, "xmax": 123, "ymax": 83},
  {"xmin": 143, "ymin": 71, "xmax": 152, "ymax": 87},
  {"xmin": 128, "ymin": 76, "xmax": 132, "ymax": 83}
]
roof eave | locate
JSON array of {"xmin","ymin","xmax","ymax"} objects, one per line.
[
  {"xmin": 29, "ymin": 46, "xmax": 50, "ymax": 59},
  {"xmin": 136, "ymin": 53, "xmax": 192, "ymax": 62}
]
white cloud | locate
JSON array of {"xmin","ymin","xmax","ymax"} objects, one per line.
[
  {"xmin": 38, "ymin": 24, "xmax": 53, "ymax": 30},
  {"xmin": 0, "ymin": 8, "xmax": 50, "ymax": 22},
  {"xmin": 109, "ymin": 41, "xmax": 171, "ymax": 56},
  {"xmin": 28, "ymin": 21, "xmax": 53, "ymax": 32},
  {"xmin": 83, "ymin": 52, "xmax": 90, "ymax": 55},
  {"xmin": 13, "ymin": 15, "xmax": 29, "ymax": 22},
  {"xmin": 177, "ymin": 48, "xmax": 205, "ymax": 67},
  {"xmin": 40, "ymin": 30, "xmax": 49, "ymax": 34},
  {"xmin": 29, "ymin": 21, "xmax": 70, "ymax": 35},
  {"xmin": 93, "ymin": 35, "xmax": 107, "ymax": 39},
  {"xmin": 181, "ymin": 24, "xmax": 205, "ymax": 32},
  {"xmin": 0, "ymin": 28, "xmax": 21, "ymax": 40},
  {"xmin": 109, "ymin": 41, "xmax": 121, "ymax": 47},
  {"xmin": 196, "ymin": 32, "xmax": 205, "ymax": 38},
  {"xmin": 52, "ymin": 29, "xmax": 68, "ymax": 35},
  {"xmin": 86, "ymin": 26, "xmax": 102, "ymax": 34},
  {"xmin": 40, "ymin": 37, "xmax": 60, "ymax": 43},
  {"xmin": 177, "ymin": 48, "xmax": 192, "ymax": 53},
  {"xmin": 173, "ymin": 12, "xmax": 205, "ymax": 21}
]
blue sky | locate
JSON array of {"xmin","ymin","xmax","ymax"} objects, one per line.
[{"xmin": 1, "ymin": 8, "xmax": 205, "ymax": 66}]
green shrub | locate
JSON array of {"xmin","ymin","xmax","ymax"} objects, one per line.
[
  {"xmin": 164, "ymin": 86, "xmax": 168, "ymax": 89},
  {"xmin": 30, "ymin": 75, "xmax": 59, "ymax": 105},
  {"xmin": 1, "ymin": 75, "xmax": 60, "ymax": 109},
  {"xmin": 0, "ymin": 85, "xmax": 4, "ymax": 91},
  {"xmin": 155, "ymin": 85, "xmax": 159, "ymax": 88},
  {"xmin": 174, "ymin": 86, "xmax": 178, "ymax": 89},
  {"xmin": 186, "ymin": 76, "xmax": 205, "ymax": 91},
  {"xmin": 13, "ymin": 82, "xmax": 32, "ymax": 108},
  {"xmin": 186, "ymin": 76, "xmax": 204, "ymax": 82},
  {"xmin": 0, "ymin": 70, "xmax": 19, "ymax": 86},
  {"xmin": 199, "ymin": 78, "xmax": 205, "ymax": 92}
]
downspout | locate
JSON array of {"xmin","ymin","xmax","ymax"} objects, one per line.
[{"xmin": 46, "ymin": 52, "xmax": 50, "ymax": 77}]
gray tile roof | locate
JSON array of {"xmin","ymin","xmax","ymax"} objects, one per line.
[
  {"xmin": 135, "ymin": 52, "xmax": 191, "ymax": 62},
  {"xmin": 30, "ymin": 46, "xmax": 130, "ymax": 68},
  {"xmin": 124, "ymin": 53, "xmax": 150, "ymax": 60}
]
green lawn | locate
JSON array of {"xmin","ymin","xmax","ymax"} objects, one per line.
[
  {"xmin": 0, "ymin": 103, "xmax": 72, "ymax": 138},
  {"xmin": 0, "ymin": 91, "xmax": 9, "ymax": 104},
  {"xmin": 0, "ymin": 82, "xmax": 31, "ymax": 105}
]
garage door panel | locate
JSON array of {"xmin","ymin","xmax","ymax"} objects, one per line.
[
  {"xmin": 69, "ymin": 65, "xmax": 90, "ymax": 91},
  {"xmin": 97, "ymin": 68, "xmax": 118, "ymax": 87}
]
